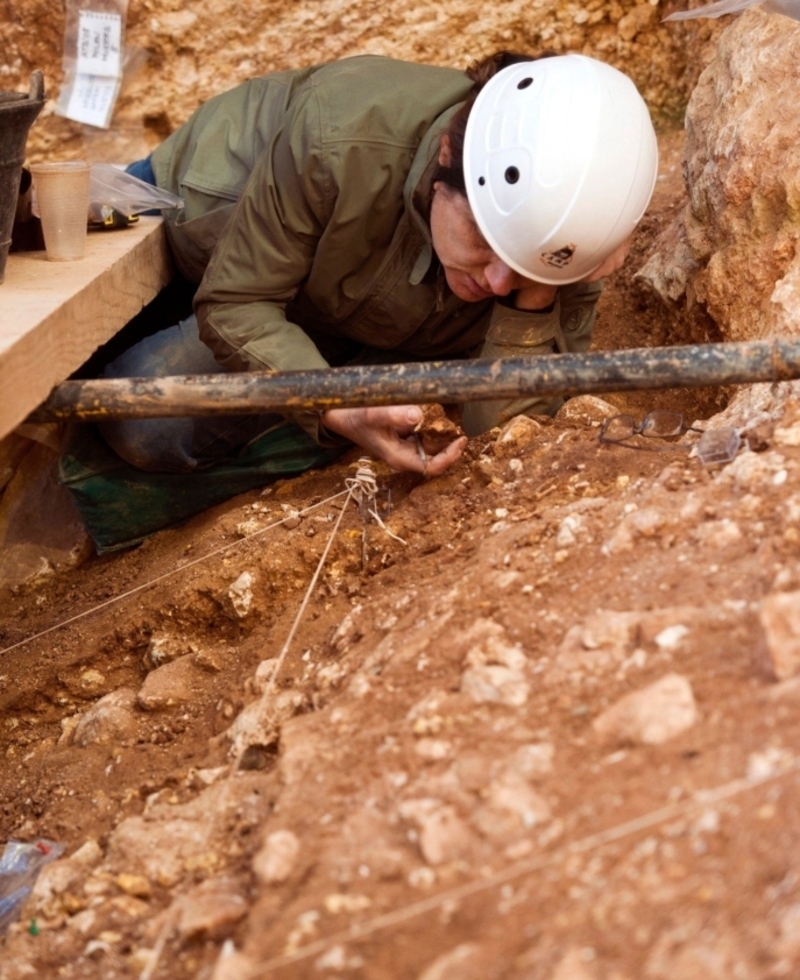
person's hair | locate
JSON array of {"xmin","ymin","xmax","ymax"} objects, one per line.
[{"xmin": 432, "ymin": 50, "xmax": 557, "ymax": 196}]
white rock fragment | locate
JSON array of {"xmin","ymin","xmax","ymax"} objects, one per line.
[
  {"xmin": 494, "ymin": 415, "xmax": 541, "ymax": 457},
  {"xmin": 414, "ymin": 738, "xmax": 452, "ymax": 760},
  {"xmin": 602, "ymin": 507, "xmax": 666, "ymax": 555},
  {"xmin": 400, "ymin": 802, "xmax": 472, "ymax": 867},
  {"xmin": 747, "ymin": 746, "xmax": 793, "ymax": 781},
  {"xmin": 485, "ymin": 770, "xmax": 551, "ymax": 829},
  {"xmin": 511, "ymin": 742, "xmax": 555, "ymax": 779},
  {"xmin": 177, "ymin": 878, "xmax": 247, "ymax": 940},
  {"xmin": 723, "ymin": 450, "xmax": 788, "ymax": 492},
  {"xmin": 460, "ymin": 618, "xmax": 529, "ymax": 707},
  {"xmin": 548, "ymin": 947, "xmax": 598, "ymax": 980},
  {"xmin": 461, "ymin": 664, "xmax": 529, "ymax": 707},
  {"xmin": 323, "ymin": 893, "xmax": 372, "ymax": 914},
  {"xmin": 282, "ymin": 508, "xmax": 302, "ymax": 529},
  {"xmin": 593, "ymin": 673, "xmax": 697, "ymax": 746},
  {"xmin": 314, "ymin": 945, "xmax": 364, "ymax": 971},
  {"xmin": 692, "ymin": 519, "xmax": 743, "ymax": 549},
  {"xmin": 556, "ymin": 514, "xmax": 584, "ymax": 548},
  {"xmin": 775, "ymin": 903, "xmax": 800, "ymax": 959},
  {"xmin": 417, "ymin": 943, "xmax": 486, "ymax": 980},
  {"xmin": 228, "ymin": 571, "xmax": 254, "ymax": 618},
  {"xmin": 330, "ymin": 605, "xmax": 363, "ymax": 654},
  {"xmin": 226, "ymin": 689, "xmax": 303, "ymax": 757},
  {"xmin": 774, "ymin": 423, "xmax": 800, "ymax": 447},
  {"xmin": 758, "ymin": 589, "xmax": 800, "ymax": 680},
  {"xmin": 144, "ymin": 632, "xmax": 189, "ymax": 670},
  {"xmin": 550, "ymin": 609, "xmax": 640, "ymax": 683},
  {"xmin": 253, "ymin": 829, "xmax": 301, "ymax": 885},
  {"xmin": 72, "ymin": 689, "xmax": 138, "ymax": 747},
  {"xmin": 654, "ymin": 624, "xmax": 689, "ymax": 651}
]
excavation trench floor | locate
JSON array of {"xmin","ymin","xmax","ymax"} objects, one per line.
[{"xmin": 3, "ymin": 127, "xmax": 800, "ymax": 980}]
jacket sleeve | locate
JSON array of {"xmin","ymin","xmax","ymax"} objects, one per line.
[
  {"xmin": 461, "ymin": 280, "xmax": 602, "ymax": 436},
  {"xmin": 193, "ymin": 87, "xmax": 333, "ymax": 377},
  {"xmin": 192, "ymin": 88, "xmax": 348, "ymax": 443}
]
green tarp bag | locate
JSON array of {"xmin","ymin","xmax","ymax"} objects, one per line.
[{"xmin": 59, "ymin": 421, "xmax": 347, "ymax": 554}]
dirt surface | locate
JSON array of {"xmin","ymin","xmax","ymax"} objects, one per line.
[{"xmin": 4, "ymin": 127, "xmax": 800, "ymax": 980}]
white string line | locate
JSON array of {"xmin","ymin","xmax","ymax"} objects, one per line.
[
  {"xmin": 257, "ymin": 463, "xmax": 397, "ymax": 719},
  {"xmin": 0, "ymin": 489, "xmax": 351, "ymax": 657},
  {"xmin": 260, "ymin": 484, "xmax": 357, "ymax": 706},
  {"xmin": 241, "ymin": 759, "xmax": 800, "ymax": 978}
]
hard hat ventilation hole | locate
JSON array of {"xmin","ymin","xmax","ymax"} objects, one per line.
[
  {"xmin": 517, "ymin": 77, "xmax": 533, "ymax": 90},
  {"xmin": 504, "ymin": 166, "xmax": 520, "ymax": 185},
  {"xmin": 478, "ymin": 177, "xmax": 486, "ymax": 186}
]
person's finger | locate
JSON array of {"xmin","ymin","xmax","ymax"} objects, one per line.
[
  {"xmin": 423, "ymin": 435, "xmax": 468, "ymax": 477},
  {"xmin": 367, "ymin": 404, "xmax": 423, "ymax": 436}
]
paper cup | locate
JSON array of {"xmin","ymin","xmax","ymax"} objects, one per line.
[{"xmin": 30, "ymin": 161, "xmax": 90, "ymax": 261}]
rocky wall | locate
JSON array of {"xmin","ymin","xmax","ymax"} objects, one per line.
[
  {"xmin": 2, "ymin": 0, "xmax": 722, "ymax": 165},
  {"xmin": 639, "ymin": 8, "xmax": 800, "ymax": 346}
]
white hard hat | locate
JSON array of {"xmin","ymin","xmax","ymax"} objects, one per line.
[{"xmin": 463, "ymin": 54, "xmax": 658, "ymax": 285}]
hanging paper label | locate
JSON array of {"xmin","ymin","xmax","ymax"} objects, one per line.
[
  {"xmin": 75, "ymin": 11, "xmax": 122, "ymax": 78},
  {"xmin": 64, "ymin": 74, "xmax": 120, "ymax": 128}
]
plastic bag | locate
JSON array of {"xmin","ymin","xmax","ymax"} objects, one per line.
[
  {"xmin": 89, "ymin": 163, "xmax": 184, "ymax": 215},
  {"xmin": 663, "ymin": 0, "xmax": 800, "ymax": 21},
  {"xmin": 0, "ymin": 839, "xmax": 65, "ymax": 935}
]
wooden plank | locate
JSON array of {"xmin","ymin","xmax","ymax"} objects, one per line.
[{"xmin": 0, "ymin": 216, "xmax": 173, "ymax": 440}]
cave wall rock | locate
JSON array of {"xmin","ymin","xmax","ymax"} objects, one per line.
[
  {"xmin": 1, "ymin": 0, "xmax": 721, "ymax": 163},
  {"xmin": 639, "ymin": 9, "xmax": 800, "ymax": 344}
]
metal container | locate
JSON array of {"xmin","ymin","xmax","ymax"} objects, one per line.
[{"xmin": 0, "ymin": 71, "xmax": 46, "ymax": 284}]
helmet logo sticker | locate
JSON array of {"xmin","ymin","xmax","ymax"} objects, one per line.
[{"xmin": 540, "ymin": 244, "xmax": 576, "ymax": 269}]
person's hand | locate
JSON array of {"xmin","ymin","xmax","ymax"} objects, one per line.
[
  {"xmin": 512, "ymin": 235, "xmax": 634, "ymax": 309},
  {"xmin": 321, "ymin": 405, "xmax": 467, "ymax": 476},
  {"xmin": 513, "ymin": 281, "xmax": 559, "ymax": 311}
]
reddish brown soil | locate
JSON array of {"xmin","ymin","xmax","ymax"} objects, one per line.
[{"xmin": 2, "ymin": 127, "xmax": 800, "ymax": 980}]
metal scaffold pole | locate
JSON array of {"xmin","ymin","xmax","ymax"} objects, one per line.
[{"xmin": 28, "ymin": 339, "xmax": 800, "ymax": 423}]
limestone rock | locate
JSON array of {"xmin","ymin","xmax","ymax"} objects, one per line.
[
  {"xmin": 72, "ymin": 689, "xmax": 138, "ymax": 747},
  {"xmin": 550, "ymin": 610, "xmax": 640, "ymax": 684},
  {"xmin": 400, "ymin": 800, "xmax": 473, "ymax": 867},
  {"xmin": 460, "ymin": 618, "xmax": 529, "ymax": 706},
  {"xmin": 227, "ymin": 571, "xmax": 255, "ymax": 618},
  {"xmin": 417, "ymin": 943, "xmax": 498, "ymax": 980},
  {"xmin": 474, "ymin": 770, "xmax": 552, "ymax": 838},
  {"xmin": 144, "ymin": 632, "xmax": 191, "ymax": 670},
  {"xmin": 548, "ymin": 948, "xmax": 598, "ymax": 980},
  {"xmin": 759, "ymin": 589, "xmax": 800, "ymax": 679},
  {"xmin": 211, "ymin": 944, "xmax": 258, "ymax": 980},
  {"xmin": 176, "ymin": 878, "xmax": 247, "ymax": 941},
  {"xmin": 642, "ymin": 9, "xmax": 800, "ymax": 348},
  {"xmin": 510, "ymin": 742, "xmax": 555, "ymax": 779},
  {"xmin": 494, "ymin": 416, "xmax": 541, "ymax": 458},
  {"xmin": 555, "ymin": 395, "xmax": 619, "ymax": 426},
  {"xmin": 774, "ymin": 902, "xmax": 800, "ymax": 959},
  {"xmin": 644, "ymin": 926, "xmax": 750, "ymax": 979},
  {"xmin": 593, "ymin": 673, "xmax": 698, "ymax": 746},
  {"xmin": 253, "ymin": 829, "xmax": 300, "ymax": 885},
  {"xmin": 106, "ymin": 776, "xmax": 271, "ymax": 886},
  {"xmin": 418, "ymin": 805, "xmax": 473, "ymax": 866},
  {"xmin": 137, "ymin": 656, "xmax": 198, "ymax": 711}
]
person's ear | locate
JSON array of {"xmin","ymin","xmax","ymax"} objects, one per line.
[{"xmin": 438, "ymin": 134, "xmax": 453, "ymax": 167}]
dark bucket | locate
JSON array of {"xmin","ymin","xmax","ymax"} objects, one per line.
[{"xmin": 0, "ymin": 71, "xmax": 46, "ymax": 284}]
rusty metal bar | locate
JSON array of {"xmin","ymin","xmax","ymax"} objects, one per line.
[{"xmin": 28, "ymin": 338, "xmax": 800, "ymax": 422}]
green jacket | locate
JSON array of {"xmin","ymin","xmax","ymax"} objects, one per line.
[{"xmin": 152, "ymin": 55, "xmax": 600, "ymax": 436}]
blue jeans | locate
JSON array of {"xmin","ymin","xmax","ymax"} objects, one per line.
[{"xmin": 99, "ymin": 316, "xmax": 285, "ymax": 473}]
